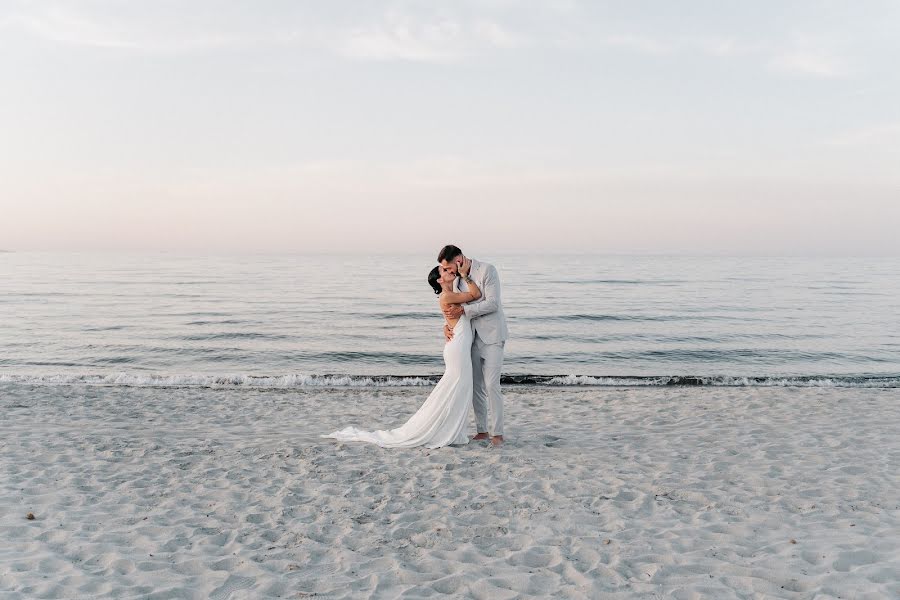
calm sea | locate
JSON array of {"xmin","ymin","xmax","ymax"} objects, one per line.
[{"xmin": 1, "ymin": 253, "xmax": 898, "ymax": 388}]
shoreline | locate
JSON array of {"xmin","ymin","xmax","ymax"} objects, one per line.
[{"xmin": 2, "ymin": 372, "xmax": 898, "ymax": 389}]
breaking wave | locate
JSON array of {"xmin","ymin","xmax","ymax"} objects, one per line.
[{"xmin": 1, "ymin": 373, "xmax": 897, "ymax": 388}]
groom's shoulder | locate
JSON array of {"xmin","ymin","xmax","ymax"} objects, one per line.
[
  {"xmin": 480, "ymin": 259, "xmax": 498, "ymax": 272},
  {"xmin": 475, "ymin": 259, "xmax": 500, "ymax": 279}
]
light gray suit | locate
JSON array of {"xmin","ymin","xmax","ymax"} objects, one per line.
[{"xmin": 455, "ymin": 259, "xmax": 508, "ymax": 436}]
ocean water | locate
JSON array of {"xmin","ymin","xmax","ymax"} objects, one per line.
[{"xmin": 1, "ymin": 252, "xmax": 898, "ymax": 388}]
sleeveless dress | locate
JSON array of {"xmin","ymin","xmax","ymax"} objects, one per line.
[{"xmin": 322, "ymin": 315, "xmax": 473, "ymax": 449}]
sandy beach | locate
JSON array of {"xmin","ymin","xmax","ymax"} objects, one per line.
[{"xmin": 2, "ymin": 383, "xmax": 898, "ymax": 599}]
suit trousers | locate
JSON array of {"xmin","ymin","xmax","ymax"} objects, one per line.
[{"xmin": 471, "ymin": 334, "xmax": 505, "ymax": 436}]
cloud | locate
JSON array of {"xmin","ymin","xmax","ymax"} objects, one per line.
[
  {"xmin": 2, "ymin": 1, "xmax": 528, "ymax": 62},
  {"xmin": 333, "ymin": 9, "xmax": 526, "ymax": 63},
  {"xmin": 594, "ymin": 31, "xmax": 849, "ymax": 82},
  {"xmin": 602, "ymin": 34, "xmax": 672, "ymax": 56},
  {"xmin": 683, "ymin": 36, "xmax": 774, "ymax": 58},
  {"xmin": 767, "ymin": 33, "xmax": 848, "ymax": 78},
  {"xmin": 769, "ymin": 50, "xmax": 846, "ymax": 78},
  {"xmin": 3, "ymin": 1, "xmax": 855, "ymax": 78},
  {"xmin": 2, "ymin": 5, "xmax": 250, "ymax": 52},
  {"xmin": 4, "ymin": 6, "xmax": 137, "ymax": 49},
  {"xmin": 825, "ymin": 123, "xmax": 900, "ymax": 147}
]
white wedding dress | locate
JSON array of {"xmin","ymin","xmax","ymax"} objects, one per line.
[{"xmin": 323, "ymin": 315, "xmax": 473, "ymax": 449}]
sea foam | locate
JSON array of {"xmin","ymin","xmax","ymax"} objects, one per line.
[{"xmin": 1, "ymin": 373, "xmax": 897, "ymax": 388}]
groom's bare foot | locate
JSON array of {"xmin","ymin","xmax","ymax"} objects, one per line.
[
  {"xmin": 490, "ymin": 435, "xmax": 504, "ymax": 447},
  {"xmin": 471, "ymin": 432, "xmax": 490, "ymax": 441}
]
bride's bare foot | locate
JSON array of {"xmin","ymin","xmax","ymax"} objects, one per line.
[
  {"xmin": 490, "ymin": 435, "xmax": 504, "ymax": 447},
  {"xmin": 471, "ymin": 432, "xmax": 490, "ymax": 441}
]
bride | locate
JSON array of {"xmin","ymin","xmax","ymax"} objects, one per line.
[{"xmin": 323, "ymin": 259, "xmax": 482, "ymax": 449}]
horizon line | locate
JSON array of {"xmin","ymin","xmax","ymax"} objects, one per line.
[{"xmin": 2, "ymin": 249, "xmax": 898, "ymax": 259}]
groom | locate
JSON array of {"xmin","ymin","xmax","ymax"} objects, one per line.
[{"xmin": 438, "ymin": 245, "xmax": 509, "ymax": 447}]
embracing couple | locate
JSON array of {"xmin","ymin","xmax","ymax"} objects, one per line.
[{"xmin": 324, "ymin": 245, "xmax": 508, "ymax": 449}]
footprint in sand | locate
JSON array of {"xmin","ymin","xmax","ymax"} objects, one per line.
[
  {"xmin": 210, "ymin": 574, "xmax": 255, "ymax": 600},
  {"xmin": 833, "ymin": 550, "xmax": 877, "ymax": 572}
]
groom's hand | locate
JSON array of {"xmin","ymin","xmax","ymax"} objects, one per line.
[
  {"xmin": 459, "ymin": 257, "xmax": 472, "ymax": 277},
  {"xmin": 443, "ymin": 304, "xmax": 464, "ymax": 320},
  {"xmin": 443, "ymin": 324, "xmax": 454, "ymax": 341}
]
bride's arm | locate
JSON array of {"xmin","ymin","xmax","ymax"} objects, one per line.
[
  {"xmin": 441, "ymin": 259, "xmax": 481, "ymax": 304},
  {"xmin": 440, "ymin": 276, "xmax": 479, "ymax": 341},
  {"xmin": 441, "ymin": 275, "xmax": 481, "ymax": 305},
  {"xmin": 440, "ymin": 299, "xmax": 460, "ymax": 341}
]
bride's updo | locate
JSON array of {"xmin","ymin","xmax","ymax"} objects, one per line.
[{"xmin": 428, "ymin": 266, "xmax": 442, "ymax": 295}]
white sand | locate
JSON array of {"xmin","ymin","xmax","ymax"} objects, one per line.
[{"xmin": 1, "ymin": 384, "xmax": 898, "ymax": 599}]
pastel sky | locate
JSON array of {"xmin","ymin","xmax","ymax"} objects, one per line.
[{"xmin": 1, "ymin": 0, "xmax": 898, "ymax": 255}]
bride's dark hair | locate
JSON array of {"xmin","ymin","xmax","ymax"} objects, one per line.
[{"xmin": 428, "ymin": 266, "xmax": 442, "ymax": 295}]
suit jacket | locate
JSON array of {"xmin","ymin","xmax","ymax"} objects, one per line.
[{"xmin": 455, "ymin": 258, "xmax": 509, "ymax": 344}]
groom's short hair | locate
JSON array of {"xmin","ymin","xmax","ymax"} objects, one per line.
[{"xmin": 438, "ymin": 245, "xmax": 462, "ymax": 263}]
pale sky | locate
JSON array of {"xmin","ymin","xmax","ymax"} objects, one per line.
[{"xmin": 1, "ymin": 0, "xmax": 898, "ymax": 255}]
